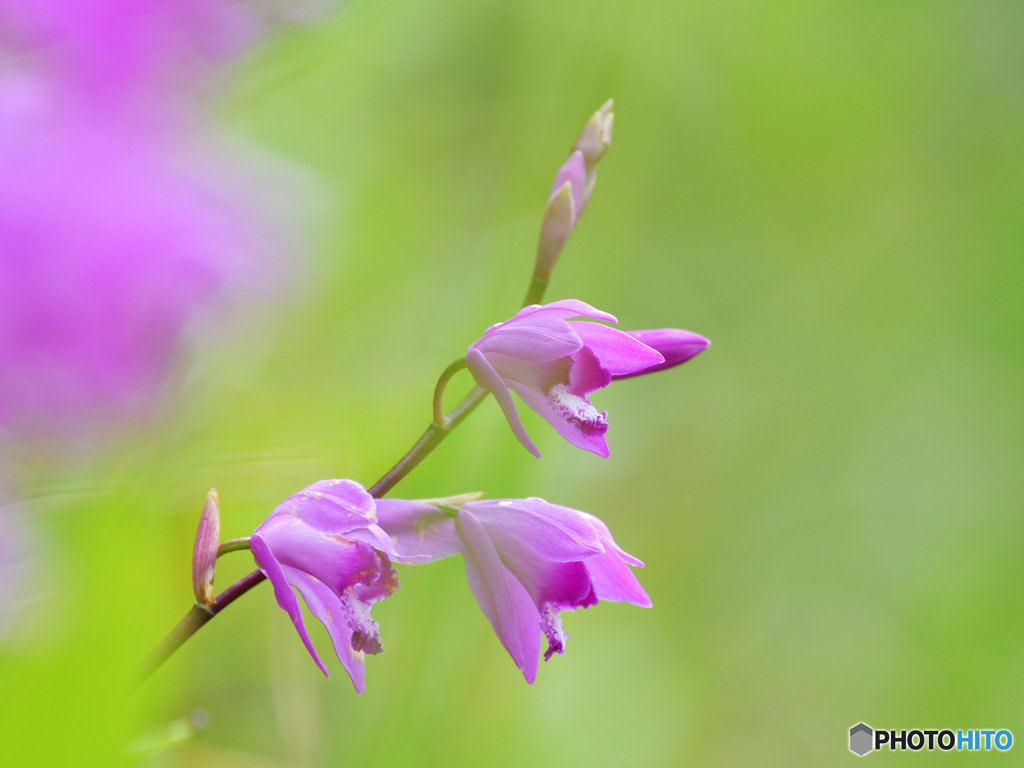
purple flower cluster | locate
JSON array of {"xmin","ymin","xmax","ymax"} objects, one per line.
[
  {"xmin": 253, "ymin": 480, "xmax": 650, "ymax": 689},
  {"xmin": 207, "ymin": 101, "xmax": 708, "ymax": 692},
  {"xmin": 252, "ymin": 297, "xmax": 705, "ymax": 691}
]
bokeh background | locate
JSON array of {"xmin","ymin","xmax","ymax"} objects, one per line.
[{"xmin": 2, "ymin": 0, "xmax": 1023, "ymax": 765}]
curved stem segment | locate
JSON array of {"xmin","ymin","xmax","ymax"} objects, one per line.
[
  {"xmin": 217, "ymin": 537, "xmax": 251, "ymax": 557},
  {"xmin": 139, "ymin": 569, "xmax": 267, "ymax": 683},
  {"xmin": 432, "ymin": 358, "xmax": 467, "ymax": 427}
]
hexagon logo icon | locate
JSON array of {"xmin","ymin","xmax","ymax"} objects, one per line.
[{"xmin": 849, "ymin": 723, "xmax": 873, "ymax": 756}]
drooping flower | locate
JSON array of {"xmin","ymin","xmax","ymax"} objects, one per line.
[
  {"xmin": 465, "ymin": 299, "xmax": 709, "ymax": 457},
  {"xmin": 250, "ymin": 479, "xmax": 401, "ymax": 693},
  {"xmin": 376, "ymin": 497, "xmax": 650, "ymax": 684}
]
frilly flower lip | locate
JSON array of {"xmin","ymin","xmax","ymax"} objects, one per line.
[
  {"xmin": 375, "ymin": 497, "xmax": 650, "ymax": 684},
  {"xmin": 465, "ymin": 299, "xmax": 706, "ymax": 458},
  {"xmin": 250, "ymin": 479, "xmax": 400, "ymax": 693}
]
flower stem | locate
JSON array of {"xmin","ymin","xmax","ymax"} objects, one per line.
[
  {"xmin": 522, "ymin": 276, "xmax": 549, "ymax": 307},
  {"xmin": 139, "ymin": 569, "xmax": 267, "ymax": 683},
  {"xmin": 432, "ymin": 358, "xmax": 467, "ymax": 427},
  {"xmin": 371, "ymin": 277, "xmax": 552, "ymax": 498},
  {"xmin": 217, "ymin": 537, "xmax": 251, "ymax": 557}
]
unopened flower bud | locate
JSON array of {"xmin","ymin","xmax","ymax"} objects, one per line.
[
  {"xmin": 572, "ymin": 98, "xmax": 614, "ymax": 168},
  {"xmin": 192, "ymin": 488, "xmax": 220, "ymax": 606},
  {"xmin": 533, "ymin": 180, "xmax": 577, "ymax": 285}
]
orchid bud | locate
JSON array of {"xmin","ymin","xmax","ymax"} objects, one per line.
[
  {"xmin": 528, "ymin": 102, "xmax": 615, "ymax": 298},
  {"xmin": 572, "ymin": 99, "xmax": 613, "ymax": 215},
  {"xmin": 572, "ymin": 98, "xmax": 614, "ymax": 168},
  {"xmin": 533, "ymin": 179, "xmax": 577, "ymax": 285},
  {"xmin": 192, "ymin": 488, "xmax": 220, "ymax": 606}
]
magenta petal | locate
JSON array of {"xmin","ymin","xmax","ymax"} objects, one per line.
[
  {"xmin": 465, "ymin": 499, "xmax": 603, "ymax": 562},
  {"xmin": 584, "ymin": 551, "xmax": 651, "ymax": 607},
  {"xmin": 512, "ymin": 382, "xmax": 609, "ymax": 458},
  {"xmin": 571, "ymin": 321, "xmax": 665, "ymax": 377},
  {"xmin": 579, "ymin": 513, "xmax": 650, "ymax": 606},
  {"xmin": 458, "ymin": 511, "xmax": 542, "ymax": 683},
  {"xmin": 513, "ymin": 299, "xmax": 617, "ymax": 325},
  {"xmin": 503, "ymin": 555, "xmax": 595, "ymax": 613},
  {"xmin": 466, "ymin": 348, "xmax": 541, "ymax": 458},
  {"xmin": 474, "ymin": 318, "xmax": 583, "ymax": 363},
  {"xmin": 353, "ymin": 553, "xmax": 400, "ymax": 604},
  {"xmin": 273, "ymin": 479, "xmax": 376, "ymax": 534},
  {"xmin": 283, "ymin": 565, "xmax": 366, "ymax": 692},
  {"xmin": 611, "ymin": 329, "xmax": 710, "ymax": 380},
  {"xmin": 255, "ymin": 514, "xmax": 382, "ymax": 595},
  {"xmin": 374, "ymin": 499, "xmax": 458, "ymax": 563},
  {"xmin": 566, "ymin": 345, "xmax": 611, "ymax": 397},
  {"xmin": 251, "ymin": 533, "xmax": 329, "ymax": 677},
  {"xmin": 344, "ymin": 522, "xmax": 401, "ymax": 559}
]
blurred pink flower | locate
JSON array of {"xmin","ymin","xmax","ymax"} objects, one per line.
[
  {"xmin": 0, "ymin": 1, "xmax": 299, "ymax": 433},
  {"xmin": 0, "ymin": 113, "xmax": 253, "ymax": 428}
]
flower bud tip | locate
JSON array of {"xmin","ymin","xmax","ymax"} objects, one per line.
[{"xmin": 192, "ymin": 488, "xmax": 221, "ymax": 606}]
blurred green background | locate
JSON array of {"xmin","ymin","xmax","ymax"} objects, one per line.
[{"xmin": 3, "ymin": 0, "xmax": 1024, "ymax": 765}]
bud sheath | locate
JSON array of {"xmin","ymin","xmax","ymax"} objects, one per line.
[{"xmin": 192, "ymin": 488, "xmax": 220, "ymax": 606}]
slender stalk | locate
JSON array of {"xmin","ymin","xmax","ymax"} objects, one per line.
[
  {"xmin": 217, "ymin": 537, "xmax": 251, "ymax": 557},
  {"xmin": 139, "ymin": 569, "xmax": 267, "ymax": 683},
  {"xmin": 432, "ymin": 358, "xmax": 467, "ymax": 427},
  {"xmin": 369, "ymin": 384, "xmax": 489, "ymax": 498},
  {"xmin": 522, "ymin": 276, "xmax": 549, "ymax": 307}
]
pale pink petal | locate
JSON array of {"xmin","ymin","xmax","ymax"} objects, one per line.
[
  {"xmin": 511, "ymin": 382, "xmax": 609, "ymax": 458},
  {"xmin": 283, "ymin": 565, "xmax": 366, "ymax": 692},
  {"xmin": 465, "ymin": 499, "xmax": 603, "ymax": 562},
  {"xmin": 477, "ymin": 350, "xmax": 567, "ymax": 394},
  {"xmin": 251, "ymin": 533, "xmax": 329, "ymax": 677},
  {"xmin": 466, "ymin": 348, "xmax": 541, "ymax": 458},
  {"xmin": 513, "ymin": 299, "xmax": 617, "ymax": 325},
  {"xmin": 457, "ymin": 511, "xmax": 542, "ymax": 683},
  {"xmin": 255, "ymin": 514, "xmax": 382, "ymax": 595},
  {"xmin": 374, "ymin": 499, "xmax": 458, "ymax": 564},
  {"xmin": 570, "ymin": 321, "xmax": 665, "ymax": 378},
  {"xmin": 272, "ymin": 479, "xmax": 376, "ymax": 534},
  {"xmin": 579, "ymin": 513, "xmax": 650, "ymax": 606},
  {"xmin": 473, "ymin": 318, "xmax": 582, "ymax": 363}
]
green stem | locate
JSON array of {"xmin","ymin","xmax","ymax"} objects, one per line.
[
  {"xmin": 138, "ymin": 569, "xmax": 267, "ymax": 683},
  {"xmin": 432, "ymin": 358, "xmax": 467, "ymax": 427},
  {"xmin": 369, "ymin": 384, "xmax": 489, "ymax": 498},
  {"xmin": 522, "ymin": 276, "xmax": 549, "ymax": 307},
  {"xmin": 217, "ymin": 537, "xmax": 251, "ymax": 557}
]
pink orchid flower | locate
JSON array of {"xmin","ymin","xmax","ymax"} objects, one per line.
[
  {"xmin": 376, "ymin": 497, "xmax": 650, "ymax": 684},
  {"xmin": 464, "ymin": 299, "xmax": 708, "ymax": 457},
  {"xmin": 250, "ymin": 480, "xmax": 401, "ymax": 693}
]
